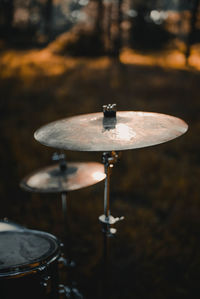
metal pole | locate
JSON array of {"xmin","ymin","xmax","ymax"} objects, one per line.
[
  {"xmin": 60, "ymin": 192, "xmax": 72, "ymax": 260},
  {"xmin": 102, "ymin": 160, "xmax": 112, "ymax": 299},
  {"xmin": 61, "ymin": 192, "xmax": 67, "ymax": 226},
  {"xmin": 104, "ymin": 163, "xmax": 111, "ymax": 219},
  {"xmin": 100, "ymin": 151, "xmax": 123, "ymax": 235},
  {"xmin": 99, "ymin": 150, "xmax": 124, "ymax": 299}
]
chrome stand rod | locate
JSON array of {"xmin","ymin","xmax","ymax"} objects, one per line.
[
  {"xmin": 60, "ymin": 191, "xmax": 71, "ymax": 258},
  {"xmin": 104, "ymin": 161, "xmax": 111, "ymax": 219},
  {"xmin": 61, "ymin": 191, "xmax": 67, "ymax": 225},
  {"xmin": 99, "ymin": 151, "xmax": 123, "ymax": 236}
]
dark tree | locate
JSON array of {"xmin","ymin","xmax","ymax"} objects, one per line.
[
  {"xmin": 185, "ymin": 0, "xmax": 200, "ymax": 65},
  {"xmin": 0, "ymin": 0, "xmax": 14, "ymax": 37},
  {"xmin": 129, "ymin": 0, "xmax": 172, "ymax": 51},
  {"xmin": 43, "ymin": 0, "xmax": 53, "ymax": 40},
  {"xmin": 94, "ymin": 0, "xmax": 104, "ymax": 36},
  {"xmin": 112, "ymin": 0, "xmax": 123, "ymax": 58}
]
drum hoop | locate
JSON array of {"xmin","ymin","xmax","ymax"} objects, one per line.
[
  {"xmin": 0, "ymin": 229, "xmax": 61, "ymax": 279},
  {"xmin": 0, "ymin": 218, "xmax": 25, "ymax": 231}
]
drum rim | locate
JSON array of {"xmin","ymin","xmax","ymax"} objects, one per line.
[
  {"xmin": 0, "ymin": 218, "xmax": 25, "ymax": 231},
  {"xmin": 0, "ymin": 229, "xmax": 61, "ymax": 278}
]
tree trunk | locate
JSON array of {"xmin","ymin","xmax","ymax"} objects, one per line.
[
  {"xmin": 95, "ymin": 0, "xmax": 104, "ymax": 36},
  {"xmin": 112, "ymin": 0, "xmax": 123, "ymax": 60},
  {"xmin": 4, "ymin": 0, "xmax": 14, "ymax": 35},
  {"xmin": 44, "ymin": 0, "xmax": 53, "ymax": 40},
  {"xmin": 185, "ymin": 0, "xmax": 200, "ymax": 65}
]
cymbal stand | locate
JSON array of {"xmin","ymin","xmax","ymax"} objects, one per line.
[
  {"xmin": 52, "ymin": 153, "xmax": 83, "ymax": 299},
  {"xmin": 99, "ymin": 104, "xmax": 124, "ymax": 238},
  {"xmin": 58, "ymin": 191, "xmax": 75, "ymax": 268},
  {"xmin": 99, "ymin": 151, "xmax": 124, "ymax": 238},
  {"xmin": 98, "ymin": 104, "xmax": 124, "ymax": 298},
  {"xmin": 52, "ymin": 153, "xmax": 72, "ymax": 264},
  {"xmin": 98, "ymin": 151, "xmax": 124, "ymax": 299}
]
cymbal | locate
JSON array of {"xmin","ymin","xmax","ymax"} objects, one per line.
[
  {"xmin": 20, "ymin": 162, "xmax": 106, "ymax": 193},
  {"xmin": 34, "ymin": 111, "xmax": 188, "ymax": 152}
]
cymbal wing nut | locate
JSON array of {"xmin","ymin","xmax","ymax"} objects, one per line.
[{"xmin": 103, "ymin": 104, "xmax": 117, "ymax": 117}]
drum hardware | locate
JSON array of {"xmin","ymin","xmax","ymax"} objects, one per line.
[
  {"xmin": 34, "ymin": 105, "xmax": 188, "ymax": 152},
  {"xmin": 20, "ymin": 154, "xmax": 105, "ymax": 194},
  {"xmin": 103, "ymin": 103, "xmax": 117, "ymax": 130},
  {"xmin": 51, "ymin": 152, "xmax": 74, "ymax": 267},
  {"xmin": 0, "ymin": 217, "xmax": 26, "ymax": 231},
  {"xmin": 0, "ymin": 229, "xmax": 61, "ymax": 299},
  {"xmin": 49, "ymin": 153, "xmax": 84, "ymax": 299},
  {"xmin": 58, "ymin": 242, "xmax": 75, "ymax": 269},
  {"xmin": 59, "ymin": 191, "xmax": 76, "ymax": 268},
  {"xmin": 20, "ymin": 153, "xmax": 106, "ymax": 298},
  {"xmin": 59, "ymin": 284, "xmax": 84, "ymax": 299},
  {"xmin": 103, "ymin": 103, "xmax": 117, "ymax": 117},
  {"xmin": 20, "ymin": 151, "xmax": 105, "ymax": 261},
  {"xmin": 47, "ymin": 153, "xmax": 87, "ymax": 299},
  {"xmin": 40, "ymin": 271, "xmax": 51, "ymax": 289},
  {"xmin": 33, "ymin": 103, "xmax": 189, "ymax": 298},
  {"xmin": 99, "ymin": 151, "xmax": 124, "ymax": 237}
]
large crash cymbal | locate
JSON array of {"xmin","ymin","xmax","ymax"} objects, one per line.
[
  {"xmin": 20, "ymin": 162, "xmax": 106, "ymax": 193},
  {"xmin": 34, "ymin": 111, "xmax": 188, "ymax": 152}
]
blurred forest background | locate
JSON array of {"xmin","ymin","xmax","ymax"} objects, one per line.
[{"xmin": 1, "ymin": 0, "xmax": 200, "ymax": 298}]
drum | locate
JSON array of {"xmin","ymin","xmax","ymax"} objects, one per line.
[{"xmin": 0, "ymin": 229, "xmax": 61, "ymax": 299}]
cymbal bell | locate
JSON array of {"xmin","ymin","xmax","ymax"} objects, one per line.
[
  {"xmin": 34, "ymin": 111, "xmax": 188, "ymax": 152},
  {"xmin": 20, "ymin": 162, "xmax": 106, "ymax": 193}
]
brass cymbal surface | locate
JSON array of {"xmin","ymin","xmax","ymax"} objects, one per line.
[
  {"xmin": 20, "ymin": 162, "xmax": 105, "ymax": 193},
  {"xmin": 34, "ymin": 111, "xmax": 188, "ymax": 151}
]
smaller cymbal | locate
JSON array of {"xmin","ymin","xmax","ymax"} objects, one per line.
[{"xmin": 20, "ymin": 162, "xmax": 105, "ymax": 193}]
